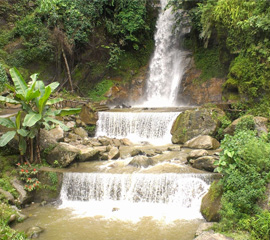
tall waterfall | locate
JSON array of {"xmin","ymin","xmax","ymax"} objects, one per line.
[
  {"xmin": 95, "ymin": 111, "xmax": 180, "ymax": 144},
  {"xmin": 142, "ymin": 0, "xmax": 188, "ymax": 107},
  {"xmin": 59, "ymin": 172, "xmax": 212, "ymax": 221}
]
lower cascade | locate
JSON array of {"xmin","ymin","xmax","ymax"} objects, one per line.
[
  {"xmin": 95, "ymin": 111, "xmax": 180, "ymax": 145},
  {"xmin": 59, "ymin": 172, "xmax": 212, "ymax": 221}
]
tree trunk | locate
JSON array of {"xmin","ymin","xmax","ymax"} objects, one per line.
[{"xmin": 62, "ymin": 48, "xmax": 74, "ymax": 92}]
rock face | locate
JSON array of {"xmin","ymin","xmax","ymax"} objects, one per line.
[
  {"xmin": 178, "ymin": 57, "xmax": 226, "ymax": 106},
  {"xmin": 171, "ymin": 108, "xmax": 225, "ymax": 144},
  {"xmin": 200, "ymin": 181, "xmax": 222, "ymax": 222},
  {"xmin": 224, "ymin": 115, "xmax": 268, "ymax": 135},
  {"xmin": 184, "ymin": 135, "xmax": 220, "ymax": 150}
]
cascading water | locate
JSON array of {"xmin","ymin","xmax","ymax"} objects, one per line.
[
  {"xmin": 141, "ymin": 0, "xmax": 188, "ymax": 107},
  {"xmin": 59, "ymin": 172, "xmax": 212, "ymax": 221},
  {"xmin": 95, "ymin": 111, "xmax": 180, "ymax": 144}
]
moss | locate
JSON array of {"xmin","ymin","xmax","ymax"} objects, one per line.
[
  {"xmin": 194, "ymin": 47, "xmax": 227, "ymax": 81},
  {"xmin": 88, "ymin": 79, "xmax": 114, "ymax": 101}
]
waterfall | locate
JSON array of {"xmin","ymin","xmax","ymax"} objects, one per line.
[
  {"xmin": 95, "ymin": 111, "xmax": 180, "ymax": 144},
  {"xmin": 142, "ymin": 0, "xmax": 188, "ymax": 107},
  {"xmin": 59, "ymin": 172, "xmax": 212, "ymax": 221}
]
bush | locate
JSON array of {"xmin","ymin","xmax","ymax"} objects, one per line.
[{"xmin": 215, "ymin": 130, "xmax": 270, "ymax": 235}]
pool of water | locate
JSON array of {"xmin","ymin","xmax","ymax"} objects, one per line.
[{"xmin": 14, "ymin": 203, "xmax": 204, "ymax": 240}]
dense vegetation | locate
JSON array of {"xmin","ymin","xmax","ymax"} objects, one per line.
[
  {"xmin": 0, "ymin": 0, "xmax": 157, "ymax": 99},
  {"xmin": 169, "ymin": 0, "xmax": 270, "ymax": 116}
]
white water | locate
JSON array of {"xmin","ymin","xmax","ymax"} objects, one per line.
[
  {"xmin": 59, "ymin": 172, "xmax": 211, "ymax": 222},
  {"xmin": 95, "ymin": 111, "xmax": 180, "ymax": 145},
  {"xmin": 141, "ymin": 0, "xmax": 188, "ymax": 107}
]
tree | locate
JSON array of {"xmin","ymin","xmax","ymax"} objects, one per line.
[{"xmin": 0, "ymin": 67, "xmax": 80, "ymax": 163}]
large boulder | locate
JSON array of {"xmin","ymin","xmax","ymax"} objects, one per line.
[
  {"xmin": 12, "ymin": 179, "xmax": 33, "ymax": 205},
  {"xmin": 184, "ymin": 135, "xmax": 220, "ymax": 150},
  {"xmin": 74, "ymin": 127, "xmax": 88, "ymax": 139},
  {"xmin": 108, "ymin": 147, "xmax": 120, "ymax": 160},
  {"xmin": 79, "ymin": 105, "xmax": 98, "ymax": 125},
  {"xmin": 187, "ymin": 149, "xmax": 209, "ymax": 161},
  {"xmin": 224, "ymin": 115, "xmax": 268, "ymax": 135},
  {"xmin": 46, "ymin": 143, "xmax": 80, "ymax": 167},
  {"xmin": 194, "ymin": 232, "xmax": 233, "ymax": 240},
  {"xmin": 48, "ymin": 126, "xmax": 64, "ymax": 142},
  {"xmin": 200, "ymin": 181, "xmax": 222, "ymax": 222},
  {"xmin": 171, "ymin": 108, "xmax": 225, "ymax": 144},
  {"xmin": 0, "ymin": 188, "xmax": 15, "ymax": 204},
  {"xmin": 39, "ymin": 129, "xmax": 58, "ymax": 152},
  {"xmin": 79, "ymin": 148, "xmax": 100, "ymax": 161},
  {"xmin": 191, "ymin": 156, "xmax": 217, "ymax": 172},
  {"xmin": 128, "ymin": 156, "xmax": 154, "ymax": 168}
]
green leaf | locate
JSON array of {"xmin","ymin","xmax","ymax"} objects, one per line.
[
  {"xmin": 23, "ymin": 112, "xmax": 42, "ymax": 127},
  {"xmin": 5, "ymin": 84, "xmax": 15, "ymax": 92},
  {"xmin": 0, "ymin": 131, "xmax": 16, "ymax": 147},
  {"xmin": 19, "ymin": 137, "xmax": 27, "ymax": 155},
  {"xmin": 25, "ymin": 89, "xmax": 40, "ymax": 102},
  {"xmin": 15, "ymin": 111, "xmax": 21, "ymax": 129},
  {"xmin": 38, "ymin": 86, "xmax": 51, "ymax": 114},
  {"xmin": 47, "ymin": 98, "xmax": 63, "ymax": 105},
  {"xmin": 9, "ymin": 68, "xmax": 27, "ymax": 96},
  {"xmin": 47, "ymin": 82, "xmax": 59, "ymax": 92},
  {"xmin": 55, "ymin": 108, "xmax": 81, "ymax": 116},
  {"xmin": 17, "ymin": 129, "xmax": 29, "ymax": 137},
  {"xmin": 44, "ymin": 116, "xmax": 69, "ymax": 131},
  {"xmin": 0, "ymin": 118, "xmax": 16, "ymax": 128},
  {"xmin": 0, "ymin": 96, "xmax": 20, "ymax": 104}
]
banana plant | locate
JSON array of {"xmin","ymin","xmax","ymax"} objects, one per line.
[{"xmin": 0, "ymin": 67, "xmax": 81, "ymax": 163}]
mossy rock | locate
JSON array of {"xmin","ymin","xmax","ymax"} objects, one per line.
[
  {"xmin": 171, "ymin": 108, "xmax": 225, "ymax": 144},
  {"xmin": 33, "ymin": 170, "xmax": 63, "ymax": 203},
  {"xmin": 200, "ymin": 180, "xmax": 223, "ymax": 222}
]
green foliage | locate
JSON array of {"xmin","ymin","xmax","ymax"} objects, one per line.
[
  {"xmin": 235, "ymin": 115, "xmax": 255, "ymax": 132},
  {"xmin": 249, "ymin": 211, "xmax": 270, "ymax": 240},
  {"xmin": 216, "ymin": 115, "xmax": 231, "ymax": 140},
  {"xmin": 0, "ymin": 203, "xmax": 29, "ymax": 240},
  {"xmin": 0, "ymin": 64, "xmax": 8, "ymax": 92},
  {"xmin": 194, "ymin": 47, "xmax": 226, "ymax": 81},
  {"xmin": 215, "ymin": 129, "xmax": 270, "ymax": 236},
  {"xmin": 0, "ymin": 68, "xmax": 81, "ymax": 163},
  {"xmin": 88, "ymin": 79, "xmax": 113, "ymax": 101}
]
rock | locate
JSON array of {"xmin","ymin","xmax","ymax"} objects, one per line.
[
  {"xmin": 101, "ymin": 153, "xmax": 109, "ymax": 160},
  {"xmin": 79, "ymin": 148, "xmax": 100, "ymax": 161},
  {"xmin": 224, "ymin": 115, "xmax": 268, "ymax": 135},
  {"xmin": 184, "ymin": 135, "xmax": 220, "ymax": 150},
  {"xmin": 121, "ymin": 138, "xmax": 132, "ymax": 146},
  {"xmin": 108, "ymin": 147, "xmax": 120, "ymax": 160},
  {"xmin": 191, "ymin": 156, "xmax": 217, "ymax": 172},
  {"xmin": 154, "ymin": 149, "xmax": 163, "ymax": 154},
  {"xmin": 79, "ymin": 105, "xmax": 98, "ymax": 125},
  {"xmin": 26, "ymin": 226, "xmax": 44, "ymax": 239},
  {"xmin": 195, "ymin": 223, "xmax": 214, "ymax": 237},
  {"xmin": 131, "ymin": 149, "xmax": 144, "ymax": 157},
  {"xmin": 201, "ymin": 181, "xmax": 222, "ymax": 222},
  {"xmin": 187, "ymin": 149, "xmax": 209, "ymax": 161},
  {"xmin": 194, "ymin": 232, "xmax": 233, "ymax": 240},
  {"xmin": 93, "ymin": 146, "xmax": 107, "ymax": 154},
  {"xmin": 112, "ymin": 138, "xmax": 121, "ymax": 147},
  {"xmin": 66, "ymin": 121, "xmax": 76, "ymax": 128},
  {"xmin": 46, "ymin": 143, "xmax": 80, "ymax": 167},
  {"xmin": 74, "ymin": 127, "xmax": 88, "ymax": 138},
  {"xmin": 128, "ymin": 156, "xmax": 154, "ymax": 168},
  {"xmin": 98, "ymin": 137, "xmax": 112, "ymax": 146},
  {"xmin": 89, "ymin": 139, "xmax": 102, "ymax": 146},
  {"xmin": 171, "ymin": 108, "xmax": 225, "ymax": 144},
  {"xmin": 12, "ymin": 179, "xmax": 32, "ymax": 205},
  {"xmin": 0, "ymin": 188, "xmax": 15, "ymax": 204},
  {"xmin": 39, "ymin": 129, "xmax": 58, "ymax": 152},
  {"xmin": 49, "ymin": 126, "xmax": 64, "ymax": 142},
  {"xmin": 8, "ymin": 214, "xmax": 16, "ymax": 224},
  {"xmin": 178, "ymin": 57, "xmax": 226, "ymax": 105},
  {"xmin": 167, "ymin": 145, "xmax": 181, "ymax": 151}
]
